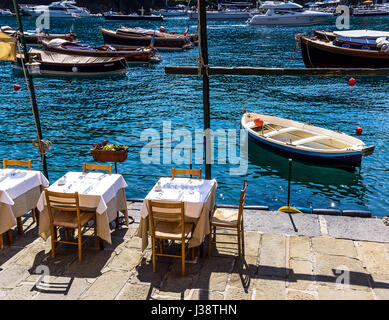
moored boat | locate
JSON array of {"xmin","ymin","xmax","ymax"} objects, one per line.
[
  {"xmin": 41, "ymin": 38, "xmax": 162, "ymax": 64},
  {"xmin": 299, "ymin": 29, "xmax": 389, "ymax": 68},
  {"xmin": 99, "ymin": 27, "xmax": 193, "ymax": 51},
  {"xmin": 14, "ymin": 48, "xmax": 127, "ymax": 77},
  {"xmin": 104, "ymin": 8, "xmax": 163, "ymax": 21},
  {"xmin": 1, "ymin": 26, "xmax": 77, "ymax": 47},
  {"xmin": 241, "ymin": 112, "xmax": 374, "ymax": 168}
]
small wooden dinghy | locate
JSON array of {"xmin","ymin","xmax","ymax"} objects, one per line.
[
  {"xmin": 14, "ymin": 48, "xmax": 127, "ymax": 77},
  {"xmin": 41, "ymin": 39, "xmax": 161, "ymax": 64},
  {"xmin": 241, "ymin": 112, "xmax": 375, "ymax": 167},
  {"xmin": 99, "ymin": 27, "xmax": 193, "ymax": 52}
]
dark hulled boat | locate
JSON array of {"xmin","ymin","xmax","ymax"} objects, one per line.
[
  {"xmin": 41, "ymin": 39, "xmax": 162, "ymax": 64},
  {"xmin": 1, "ymin": 26, "xmax": 77, "ymax": 47},
  {"xmin": 100, "ymin": 27, "xmax": 193, "ymax": 51},
  {"xmin": 14, "ymin": 48, "xmax": 127, "ymax": 77},
  {"xmin": 299, "ymin": 29, "xmax": 389, "ymax": 68}
]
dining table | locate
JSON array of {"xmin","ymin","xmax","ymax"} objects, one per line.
[
  {"xmin": 137, "ymin": 177, "xmax": 217, "ymax": 252},
  {"xmin": 0, "ymin": 168, "xmax": 49, "ymax": 248},
  {"xmin": 37, "ymin": 171, "xmax": 129, "ymax": 245}
]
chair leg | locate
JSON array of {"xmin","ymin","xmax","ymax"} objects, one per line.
[
  {"xmin": 6, "ymin": 230, "xmax": 13, "ymax": 245},
  {"xmin": 50, "ymin": 225, "xmax": 56, "ymax": 258},
  {"xmin": 65, "ymin": 229, "xmax": 70, "ymax": 242},
  {"xmin": 152, "ymin": 237, "xmax": 156, "ymax": 273},
  {"xmin": 181, "ymin": 241, "xmax": 186, "ymax": 275},
  {"xmin": 94, "ymin": 218, "xmax": 98, "ymax": 248},
  {"xmin": 17, "ymin": 217, "xmax": 23, "ymax": 235},
  {"xmin": 213, "ymin": 226, "xmax": 216, "ymax": 241},
  {"xmin": 159, "ymin": 239, "xmax": 163, "ymax": 254},
  {"xmin": 0, "ymin": 233, "xmax": 3, "ymax": 249},
  {"xmin": 237, "ymin": 229, "xmax": 241, "ymax": 259},
  {"xmin": 115, "ymin": 212, "xmax": 120, "ymax": 229},
  {"xmin": 191, "ymin": 247, "xmax": 195, "ymax": 260},
  {"xmin": 78, "ymin": 226, "xmax": 82, "ymax": 261},
  {"xmin": 208, "ymin": 232, "xmax": 212, "ymax": 257}
]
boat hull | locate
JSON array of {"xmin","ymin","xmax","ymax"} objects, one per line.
[
  {"xmin": 300, "ymin": 36, "xmax": 389, "ymax": 68},
  {"xmin": 14, "ymin": 57, "xmax": 127, "ymax": 77},
  {"xmin": 104, "ymin": 14, "xmax": 164, "ymax": 21},
  {"xmin": 247, "ymin": 130, "xmax": 363, "ymax": 167},
  {"xmin": 100, "ymin": 28, "xmax": 192, "ymax": 51},
  {"xmin": 248, "ymin": 14, "xmax": 331, "ymax": 26}
]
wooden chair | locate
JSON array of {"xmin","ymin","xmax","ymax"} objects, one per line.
[
  {"xmin": 148, "ymin": 200, "xmax": 195, "ymax": 275},
  {"xmin": 45, "ymin": 189, "xmax": 98, "ymax": 261},
  {"xmin": 171, "ymin": 168, "xmax": 202, "ymax": 179},
  {"xmin": 208, "ymin": 180, "xmax": 247, "ymax": 259},
  {"xmin": 3, "ymin": 159, "xmax": 32, "ymax": 170},
  {"xmin": 3, "ymin": 159, "xmax": 36, "ymax": 232},
  {"xmin": 82, "ymin": 163, "xmax": 112, "ymax": 174}
]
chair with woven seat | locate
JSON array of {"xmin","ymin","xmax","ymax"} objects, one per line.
[
  {"xmin": 45, "ymin": 189, "xmax": 98, "ymax": 261},
  {"xmin": 148, "ymin": 200, "xmax": 195, "ymax": 275},
  {"xmin": 3, "ymin": 159, "xmax": 35, "ymax": 232},
  {"xmin": 82, "ymin": 163, "xmax": 112, "ymax": 174},
  {"xmin": 208, "ymin": 179, "xmax": 247, "ymax": 259},
  {"xmin": 171, "ymin": 168, "xmax": 202, "ymax": 179}
]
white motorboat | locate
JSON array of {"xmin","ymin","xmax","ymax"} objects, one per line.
[
  {"xmin": 60, "ymin": 1, "xmax": 92, "ymax": 17},
  {"xmin": 188, "ymin": 1, "xmax": 252, "ymax": 20},
  {"xmin": 0, "ymin": 9, "xmax": 14, "ymax": 16},
  {"xmin": 21, "ymin": 1, "xmax": 80, "ymax": 18},
  {"xmin": 247, "ymin": 2, "xmax": 332, "ymax": 26}
]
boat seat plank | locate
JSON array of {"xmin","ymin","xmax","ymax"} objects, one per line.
[
  {"xmin": 293, "ymin": 135, "xmax": 329, "ymax": 146},
  {"xmin": 264, "ymin": 126, "xmax": 298, "ymax": 138}
]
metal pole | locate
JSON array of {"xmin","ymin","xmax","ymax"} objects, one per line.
[
  {"xmin": 12, "ymin": 0, "xmax": 49, "ymax": 180},
  {"xmin": 197, "ymin": 0, "xmax": 211, "ymax": 179},
  {"xmin": 287, "ymin": 158, "xmax": 292, "ymax": 207}
]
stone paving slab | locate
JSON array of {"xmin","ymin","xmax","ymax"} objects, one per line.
[
  {"xmin": 325, "ymin": 215, "xmax": 389, "ymax": 243},
  {"xmin": 0, "ymin": 202, "xmax": 388, "ymax": 300}
]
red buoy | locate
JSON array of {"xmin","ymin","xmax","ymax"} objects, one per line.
[
  {"xmin": 13, "ymin": 84, "xmax": 21, "ymax": 91},
  {"xmin": 356, "ymin": 127, "xmax": 363, "ymax": 135},
  {"xmin": 349, "ymin": 78, "xmax": 356, "ymax": 86}
]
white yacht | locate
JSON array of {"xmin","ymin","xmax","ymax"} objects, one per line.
[
  {"xmin": 188, "ymin": 1, "xmax": 252, "ymax": 20},
  {"xmin": 60, "ymin": 1, "xmax": 92, "ymax": 17},
  {"xmin": 247, "ymin": 1, "xmax": 333, "ymax": 26},
  {"xmin": 21, "ymin": 1, "xmax": 80, "ymax": 18}
]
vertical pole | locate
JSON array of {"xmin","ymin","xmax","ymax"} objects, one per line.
[
  {"xmin": 12, "ymin": 0, "xmax": 49, "ymax": 180},
  {"xmin": 197, "ymin": 0, "xmax": 211, "ymax": 180},
  {"xmin": 287, "ymin": 158, "xmax": 292, "ymax": 207}
]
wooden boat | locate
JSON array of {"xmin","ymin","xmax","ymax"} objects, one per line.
[
  {"xmin": 99, "ymin": 27, "xmax": 193, "ymax": 51},
  {"xmin": 241, "ymin": 112, "xmax": 375, "ymax": 167},
  {"xmin": 41, "ymin": 39, "xmax": 161, "ymax": 64},
  {"xmin": 117, "ymin": 26, "xmax": 198, "ymax": 45},
  {"xmin": 299, "ymin": 29, "xmax": 389, "ymax": 68},
  {"xmin": 14, "ymin": 48, "xmax": 127, "ymax": 77},
  {"xmin": 0, "ymin": 26, "xmax": 77, "ymax": 47}
]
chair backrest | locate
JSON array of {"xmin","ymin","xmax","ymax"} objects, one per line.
[
  {"xmin": 3, "ymin": 159, "xmax": 31, "ymax": 170},
  {"xmin": 45, "ymin": 189, "xmax": 81, "ymax": 228},
  {"xmin": 237, "ymin": 179, "xmax": 247, "ymax": 224},
  {"xmin": 171, "ymin": 168, "xmax": 202, "ymax": 179},
  {"xmin": 148, "ymin": 200, "xmax": 185, "ymax": 239},
  {"xmin": 82, "ymin": 163, "xmax": 112, "ymax": 174}
]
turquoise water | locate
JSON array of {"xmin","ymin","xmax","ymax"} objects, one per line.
[{"xmin": 0, "ymin": 15, "xmax": 388, "ymax": 215}]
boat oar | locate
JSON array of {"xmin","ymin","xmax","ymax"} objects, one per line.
[{"xmin": 278, "ymin": 158, "xmax": 302, "ymax": 214}]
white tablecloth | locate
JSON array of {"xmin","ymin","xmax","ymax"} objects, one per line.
[
  {"xmin": 37, "ymin": 172, "xmax": 128, "ymax": 244},
  {"xmin": 138, "ymin": 177, "xmax": 217, "ymax": 251},
  {"xmin": 0, "ymin": 169, "xmax": 49, "ymax": 206},
  {"xmin": 0, "ymin": 169, "xmax": 49, "ymax": 234}
]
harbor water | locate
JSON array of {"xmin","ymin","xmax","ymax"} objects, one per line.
[{"xmin": 0, "ymin": 15, "xmax": 388, "ymax": 216}]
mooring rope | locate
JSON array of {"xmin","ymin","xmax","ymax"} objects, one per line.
[
  {"xmin": 32, "ymin": 139, "xmax": 53, "ymax": 155},
  {"xmin": 372, "ymin": 154, "xmax": 389, "ymax": 171}
]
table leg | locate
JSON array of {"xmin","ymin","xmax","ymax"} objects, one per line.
[
  {"xmin": 99, "ymin": 238, "xmax": 104, "ymax": 250},
  {"xmin": 34, "ymin": 208, "xmax": 40, "ymax": 226},
  {"xmin": 0, "ymin": 233, "xmax": 3, "ymax": 249},
  {"xmin": 17, "ymin": 217, "xmax": 24, "ymax": 235},
  {"xmin": 6, "ymin": 230, "xmax": 13, "ymax": 245}
]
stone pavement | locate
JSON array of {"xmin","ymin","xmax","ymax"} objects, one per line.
[{"xmin": 0, "ymin": 201, "xmax": 389, "ymax": 300}]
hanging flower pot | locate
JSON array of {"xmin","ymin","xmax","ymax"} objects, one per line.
[{"xmin": 90, "ymin": 141, "xmax": 129, "ymax": 163}]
